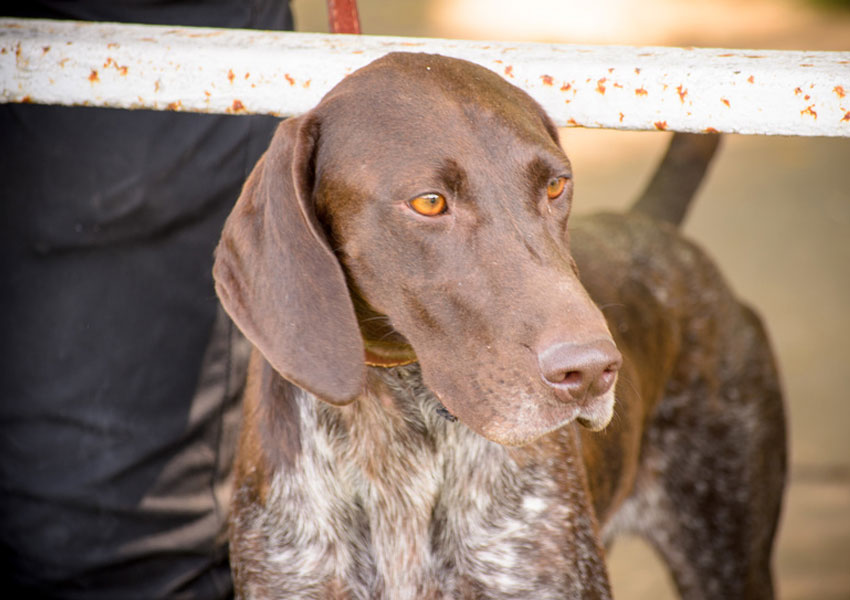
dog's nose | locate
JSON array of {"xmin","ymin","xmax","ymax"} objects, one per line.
[{"xmin": 538, "ymin": 340, "xmax": 622, "ymax": 403}]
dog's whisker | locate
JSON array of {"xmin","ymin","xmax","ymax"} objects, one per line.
[
  {"xmin": 597, "ymin": 302, "xmax": 626, "ymax": 312},
  {"xmin": 359, "ymin": 315, "xmax": 392, "ymax": 324}
]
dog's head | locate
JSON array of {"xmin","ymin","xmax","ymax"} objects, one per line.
[{"xmin": 214, "ymin": 53, "xmax": 620, "ymax": 446}]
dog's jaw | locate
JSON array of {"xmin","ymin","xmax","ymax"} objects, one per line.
[
  {"xmin": 425, "ymin": 367, "xmax": 618, "ymax": 447},
  {"xmin": 576, "ymin": 386, "xmax": 617, "ymax": 432}
]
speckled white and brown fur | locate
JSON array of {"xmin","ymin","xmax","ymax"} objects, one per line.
[
  {"xmin": 215, "ymin": 53, "xmax": 787, "ymax": 599},
  {"xmin": 230, "ymin": 362, "xmax": 611, "ymax": 599}
]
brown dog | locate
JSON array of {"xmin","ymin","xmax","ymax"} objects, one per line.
[{"xmin": 214, "ymin": 53, "xmax": 786, "ymax": 599}]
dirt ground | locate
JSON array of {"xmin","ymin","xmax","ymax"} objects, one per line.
[{"xmin": 293, "ymin": 1, "xmax": 850, "ymax": 597}]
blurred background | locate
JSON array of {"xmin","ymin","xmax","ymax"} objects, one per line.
[{"xmin": 294, "ymin": 1, "xmax": 849, "ymax": 597}]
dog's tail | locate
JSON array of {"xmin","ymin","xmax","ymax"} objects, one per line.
[{"xmin": 630, "ymin": 132, "xmax": 721, "ymax": 228}]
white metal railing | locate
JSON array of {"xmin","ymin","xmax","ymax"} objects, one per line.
[{"xmin": 2, "ymin": 18, "xmax": 849, "ymax": 136}]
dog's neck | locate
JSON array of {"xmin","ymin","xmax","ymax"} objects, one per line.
[{"xmin": 251, "ymin": 364, "xmax": 611, "ymax": 598}]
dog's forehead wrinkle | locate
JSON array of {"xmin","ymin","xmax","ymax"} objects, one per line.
[{"xmin": 318, "ymin": 110, "xmax": 553, "ymax": 222}]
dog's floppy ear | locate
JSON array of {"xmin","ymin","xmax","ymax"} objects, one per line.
[{"xmin": 213, "ymin": 115, "xmax": 365, "ymax": 405}]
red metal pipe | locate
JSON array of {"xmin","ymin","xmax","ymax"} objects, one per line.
[{"xmin": 327, "ymin": 0, "xmax": 361, "ymax": 34}]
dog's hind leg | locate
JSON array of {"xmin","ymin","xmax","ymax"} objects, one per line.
[{"xmin": 609, "ymin": 305, "xmax": 787, "ymax": 600}]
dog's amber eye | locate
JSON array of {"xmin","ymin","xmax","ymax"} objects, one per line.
[
  {"xmin": 409, "ymin": 193, "xmax": 447, "ymax": 216},
  {"xmin": 546, "ymin": 176, "xmax": 568, "ymax": 200}
]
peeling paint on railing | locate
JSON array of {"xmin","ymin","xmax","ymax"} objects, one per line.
[{"xmin": 2, "ymin": 18, "xmax": 848, "ymax": 136}]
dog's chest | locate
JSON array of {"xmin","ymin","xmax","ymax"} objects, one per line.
[{"xmin": 237, "ymin": 368, "xmax": 607, "ymax": 599}]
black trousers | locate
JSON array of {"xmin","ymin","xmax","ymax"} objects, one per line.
[{"xmin": 1, "ymin": 2, "xmax": 292, "ymax": 597}]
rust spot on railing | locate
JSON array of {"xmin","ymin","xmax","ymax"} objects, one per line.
[
  {"xmin": 747, "ymin": 75, "xmax": 755, "ymax": 84},
  {"xmin": 104, "ymin": 57, "xmax": 128, "ymax": 75},
  {"xmin": 704, "ymin": 127, "xmax": 719, "ymax": 133},
  {"xmin": 561, "ymin": 83, "xmax": 571, "ymax": 92},
  {"xmin": 676, "ymin": 85, "xmax": 687, "ymax": 103},
  {"xmin": 227, "ymin": 69, "xmax": 235, "ymax": 83},
  {"xmin": 231, "ymin": 99, "xmax": 245, "ymax": 112},
  {"xmin": 635, "ymin": 87, "xmax": 647, "ymax": 96},
  {"xmin": 504, "ymin": 65, "xmax": 514, "ymax": 78},
  {"xmin": 596, "ymin": 78, "xmax": 607, "ymax": 94},
  {"xmin": 721, "ymin": 98, "xmax": 731, "ymax": 107},
  {"xmin": 801, "ymin": 105, "xmax": 817, "ymax": 119},
  {"xmin": 835, "ymin": 86, "xmax": 846, "ymax": 98},
  {"xmin": 654, "ymin": 121, "xmax": 667, "ymax": 130},
  {"xmin": 285, "ymin": 73, "xmax": 295, "ymax": 85},
  {"xmin": 541, "ymin": 74, "xmax": 553, "ymax": 86},
  {"xmin": 88, "ymin": 69, "xmax": 99, "ymax": 83}
]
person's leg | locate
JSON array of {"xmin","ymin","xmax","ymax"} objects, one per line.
[{"xmin": 0, "ymin": 3, "xmax": 291, "ymax": 593}]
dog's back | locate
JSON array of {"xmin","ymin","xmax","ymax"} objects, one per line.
[
  {"xmin": 575, "ymin": 207, "xmax": 787, "ymax": 598},
  {"xmin": 575, "ymin": 132, "xmax": 786, "ymax": 597}
]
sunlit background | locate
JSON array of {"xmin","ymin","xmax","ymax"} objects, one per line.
[{"xmin": 292, "ymin": 0, "xmax": 850, "ymax": 597}]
